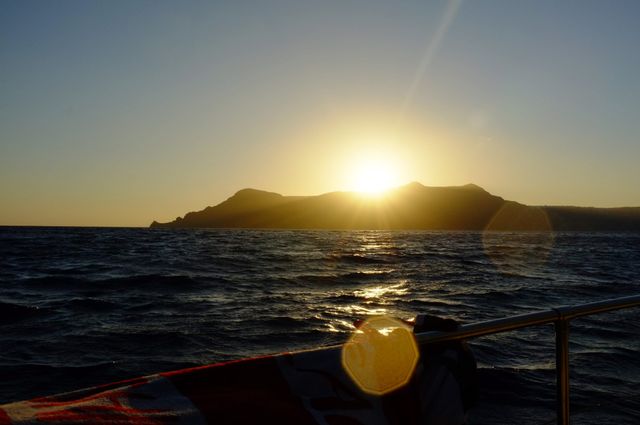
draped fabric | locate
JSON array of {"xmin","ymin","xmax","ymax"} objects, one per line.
[{"xmin": 0, "ymin": 348, "xmax": 428, "ymax": 425}]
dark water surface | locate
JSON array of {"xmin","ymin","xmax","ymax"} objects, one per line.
[{"xmin": 1, "ymin": 227, "xmax": 639, "ymax": 424}]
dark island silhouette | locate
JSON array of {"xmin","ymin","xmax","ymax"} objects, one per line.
[{"xmin": 150, "ymin": 182, "xmax": 640, "ymax": 231}]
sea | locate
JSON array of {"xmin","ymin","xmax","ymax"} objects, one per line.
[{"xmin": 0, "ymin": 227, "xmax": 639, "ymax": 424}]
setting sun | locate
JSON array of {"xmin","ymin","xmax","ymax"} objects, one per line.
[{"xmin": 350, "ymin": 156, "xmax": 401, "ymax": 195}]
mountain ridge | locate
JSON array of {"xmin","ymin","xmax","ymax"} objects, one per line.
[{"xmin": 150, "ymin": 183, "xmax": 640, "ymax": 231}]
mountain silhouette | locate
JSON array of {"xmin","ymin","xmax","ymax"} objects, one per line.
[{"xmin": 150, "ymin": 183, "xmax": 640, "ymax": 231}]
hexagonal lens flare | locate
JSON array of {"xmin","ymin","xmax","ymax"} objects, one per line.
[{"xmin": 341, "ymin": 316, "xmax": 419, "ymax": 395}]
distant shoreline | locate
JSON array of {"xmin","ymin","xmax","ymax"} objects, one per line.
[{"xmin": 3, "ymin": 225, "xmax": 640, "ymax": 233}]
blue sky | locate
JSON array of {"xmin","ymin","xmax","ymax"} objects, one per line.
[{"xmin": 2, "ymin": 0, "xmax": 639, "ymax": 225}]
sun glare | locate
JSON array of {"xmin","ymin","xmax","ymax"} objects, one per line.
[{"xmin": 350, "ymin": 157, "xmax": 399, "ymax": 195}]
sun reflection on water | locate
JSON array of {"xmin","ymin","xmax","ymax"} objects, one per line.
[
  {"xmin": 335, "ymin": 304, "xmax": 388, "ymax": 316},
  {"xmin": 354, "ymin": 282, "xmax": 408, "ymax": 299}
]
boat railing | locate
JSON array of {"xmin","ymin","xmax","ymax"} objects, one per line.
[{"xmin": 413, "ymin": 294, "xmax": 640, "ymax": 425}]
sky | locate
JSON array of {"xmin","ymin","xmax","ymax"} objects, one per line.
[{"xmin": 2, "ymin": 0, "xmax": 639, "ymax": 226}]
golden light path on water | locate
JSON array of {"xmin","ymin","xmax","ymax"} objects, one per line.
[
  {"xmin": 354, "ymin": 282, "xmax": 408, "ymax": 300},
  {"xmin": 323, "ymin": 282, "xmax": 408, "ymax": 333},
  {"xmin": 329, "ymin": 214, "xmax": 557, "ymax": 394}
]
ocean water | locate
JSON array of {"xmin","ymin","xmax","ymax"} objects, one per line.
[{"xmin": 0, "ymin": 227, "xmax": 639, "ymax": 424}]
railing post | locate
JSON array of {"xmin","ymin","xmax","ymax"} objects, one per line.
[{"xmin": 555, "ymin": 319, "xmax": 570, "ymax": 425}]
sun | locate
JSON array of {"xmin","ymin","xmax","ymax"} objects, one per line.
[{"xmin": 350, "ymin": 157, "xmax": 400, "ymax": 195}]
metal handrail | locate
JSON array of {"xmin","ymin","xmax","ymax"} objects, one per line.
[{"xmin": 413, "ymin": 294, "xmax": 640, "ymax": 425}]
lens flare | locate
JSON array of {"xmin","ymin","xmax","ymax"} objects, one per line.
[
  {"xmin": 482, "ymin": 204, "xmax": 555, "ymax": 274},
  {"xmin": 341, "ymin": 316, "xmax": 419, "ymax": 395}
]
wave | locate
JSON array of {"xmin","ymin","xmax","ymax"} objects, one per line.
[
  {"xmin": 97, "ymin": 274, "xmax": 207, "ymax": 291},
  {"xmin": 0, "ymin": 301, "xmax": 48, "ymax": 325},
  {"xmin": 65, "ymin": 298, "xmax": 119, "ymax": 312},
  {"xmin": 477, "ymin": 367, "xmax": 555, "ymax": 405},
  {"xmin": 18, "ymin": 276, "xmax": 91, "ymax": 291},
  {"xmin": 295, "ymin": 270, "xmax": 395, "ymax": 285},
  {"xmin": 324, "ymin": 253, "xmax": 394, "ymax": 265},
  {"xmin": 19, "ymin": 274, "xmax": 212, "ymax": 292}
]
